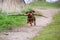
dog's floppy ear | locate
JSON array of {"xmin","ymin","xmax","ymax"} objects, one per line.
[
  {"xmin": 32, "ymin": 10, "xmax": 35, "ymax": 13},
  {"xmin": 30, "ymin": 10, "xmax": 35, "ymax": 13}
]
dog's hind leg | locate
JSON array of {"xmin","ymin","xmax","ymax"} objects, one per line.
[
  {"xmin": 33, "ymin": 17, "xmax": 36, "ymax": 26},
  {"xmin": 34, "ymin": 21, "xmax": 36, "ymax": 26}
]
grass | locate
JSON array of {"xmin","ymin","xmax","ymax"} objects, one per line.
[
  {"xmin": 32, "ymin": 13, "xmax": 60, "ymax": 40},
  {"xmin": 0, "ymin": 8, "xmax": 34, "ymax": 32},
  {"xmin": 28, "ymin": 1, "xmax": 60, "ymax": 8},
  {"xmin": 0, "ymin": 11, "xmax": 27, "ymax": 32}
]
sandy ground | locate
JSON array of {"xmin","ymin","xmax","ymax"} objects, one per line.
[{"xmin": 0, "ymin": 8, "xmax": 60, "ymax": 40}]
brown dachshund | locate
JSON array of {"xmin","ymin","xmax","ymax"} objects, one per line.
[
  {"xmin": 24, "ymin": 10, "xmax": 36, "ymax": 26},
  {"xmin": 24, "ymin": 10, "xmax": 47, "ymax": 26}
]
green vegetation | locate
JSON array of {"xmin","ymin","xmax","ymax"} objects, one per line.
[
  {"xmin": 0, "ymin": 11, "xmax": 27, "ymax": 32},
  {"xmin": 32, "ymin": 13, "xmax": 60, "ymax": 40},
  {"xmin": 0, "ymin": 8, "xmax": 33, "ymax": 32},
  {"xmin": 28, "ymin": 1, "xmax": 60, "ymax": 8}
]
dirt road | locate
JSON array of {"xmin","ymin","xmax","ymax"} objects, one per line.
[{"xmin": 0, "ymin": 8, "xmax": 60, "ymax": 40}]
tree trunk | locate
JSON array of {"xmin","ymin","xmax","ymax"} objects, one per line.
[{"xmin": 0, "ymin": 0, "xmax": 24, "ymax": 12}]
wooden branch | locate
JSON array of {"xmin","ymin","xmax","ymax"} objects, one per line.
[
  {"xmin": 33, "ymin": 14, "xmax": 48, "ymax": 18},
  {"xmin": 8, "ymin": 14, "xmax": 48, "ymax": 18},
  {"xmin": 8, "ymin": 14, "xmax": 28, "ymax": 16}
]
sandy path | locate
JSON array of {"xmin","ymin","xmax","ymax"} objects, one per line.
[{"xmin": 0, "ymin": 8, "xmax": 60, "ymax": 40}]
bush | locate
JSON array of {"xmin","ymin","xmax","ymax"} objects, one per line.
[
  {"xmin": 29, "ymin": 1, "xmax": 60, "ymax": 8},
  {"xmin": 0, "ymin": 11, "xmax": 27, "ymax": 32}
]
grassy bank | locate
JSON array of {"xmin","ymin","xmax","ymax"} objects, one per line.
[
  {"xmin": 32, "ymin": 13, "xmax": 60, "ymax": 40},
  {"xmin": 0, "ymin": 8, "xmax": 34, "ymax": 32},
  {"xmin": 0, "ymin": 11, "xmax": 27, "ymax": 32},
  {"xmin": 28, "ymin": 1, "xmax": 60, "ymax": 8}
]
